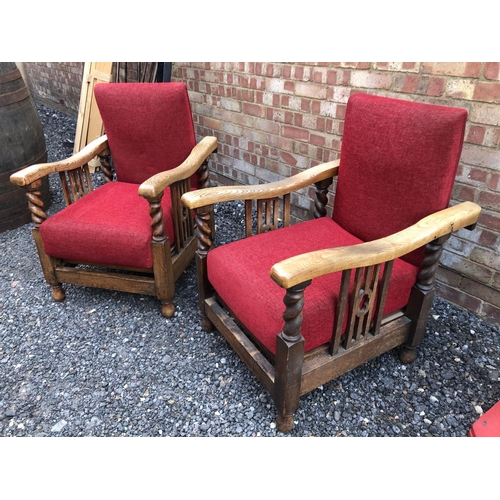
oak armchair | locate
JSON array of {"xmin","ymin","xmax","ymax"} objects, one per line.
[
  {"xmin": 181, "ymin": 93, "xmax": 481, "ymax": 432},
  {"xmin": 10, "ymin": 82, "xmax": 217, "ymax": 317}
]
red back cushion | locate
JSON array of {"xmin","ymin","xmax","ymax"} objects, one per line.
[
  {"xmin": 332, "ymin": 93, "xmax": 467, "ymax": 267},
  {"xmin": 94, "ymin": 82, "xmax": 198, "ymax": 187}
]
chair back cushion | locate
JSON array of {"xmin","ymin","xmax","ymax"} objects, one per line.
[
  {"xmin": 332, "ymin": 93, "xmax": 467, "ymax": 267},
  {"xmin": 94, "ymin": 82, "xmax": 198, "ymax": 186}
]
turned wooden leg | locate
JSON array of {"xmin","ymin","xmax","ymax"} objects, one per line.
[
  {"xmin": 274, "ymin": 281, "xmax": 310, "ymax": 433},
  {"xmin": 32, "ymin": 228, "xmax": 65, "ymax": 302},
  {"xmin": 195, "ymin": 206, "xmax": 215, "ymax": 331},
  {"xmin": 401, "ymin": 235, "xmax": 450, "ymax": 364}
]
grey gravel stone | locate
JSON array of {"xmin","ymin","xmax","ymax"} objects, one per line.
[{"xmin": 0, "ymin": 102, "xmax": 499, "ymax": 437}]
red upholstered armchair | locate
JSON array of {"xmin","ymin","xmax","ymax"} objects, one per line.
[
  {"xmin": 181, "ymin": 93, "xmax": 482, "ymax": 432},
  {"xmin": 10, "ymin": 82, "xmax": 217, "ymax": 317}
]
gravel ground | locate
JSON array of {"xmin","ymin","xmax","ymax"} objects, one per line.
[{"xmin": 0, "ymin": 101, "xmax": 499, "ymax": 438}]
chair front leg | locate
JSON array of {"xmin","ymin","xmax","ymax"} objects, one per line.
[
  {"xmin": 26, "ymin": 180, "xmax": 66, "ymax": 301},
  {"xmin": 400, "ymin": 234, "xmax": 450, "ymax": 364},
  {"xmin": 275, "ymin": 280, "xmax": 311, "ymax": 433},
  {"xmin": 194, "ymin": 204, "xmax": 215, "ymax": 331},
  {"xmin": 148, "ymin": 193, "xmax": 175, "ymax": 318}
]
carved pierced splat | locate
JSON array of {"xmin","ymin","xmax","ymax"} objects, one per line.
[
  {"xmin": 245, "ymin": 194, "xmax": 290, "ymax": 238},
  {"xmin": 171, "ymin": 178, "xmax": 195, "ymax": 254},
  {"xmin": 331, "ymin": 260, "xmax": 394, "ymax": 355},
  {"xmin": 59, "ymin": 164, "xmax": 93, "ymax": 206}
]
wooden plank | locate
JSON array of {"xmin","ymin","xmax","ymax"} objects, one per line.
[
  {"xmin": 300, "ymin": 316, "xmax": 411, "ymax": 395},
  {"xmin": 55, "ymin": 266, "xmax": 157, "ymax": 296},
  {"xmin": 73, "ymin": 62, "xmax": 114, "ymax": 172}
]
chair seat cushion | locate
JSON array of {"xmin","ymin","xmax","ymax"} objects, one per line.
[
  {"xmin": 208, "ymin": 217, "xmax": 419, "ymax": 355},
  {"xmin": 40, "ymin": 182, "xmax": 175, "ymax": 269}
]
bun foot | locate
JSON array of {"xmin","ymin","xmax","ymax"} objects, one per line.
[
  {"xmin": 161, "ymin": 302, "xmax": 175, "ymax": 318},
  {"xmin": 399, "ymin": 346, "xmax": 417, "ymax": 364},
  {"xmin": 51, "ymin": 286, "xmax": 65, "ymax": 302}
]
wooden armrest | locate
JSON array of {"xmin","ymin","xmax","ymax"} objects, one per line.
[
  {"xmin": 270, "ymin": 201, "xmax": 481, "ymax": 289},
  {"xmin": 138, "ymin": 136, "xmax": 218, "ymax": 200},
  {"xmin": 181, "ymin": 159, "xmax": 340, "ymax": 209},
  {"xmin": 10, "ymin": 135, "xmax": 109, "ymax": 187}
]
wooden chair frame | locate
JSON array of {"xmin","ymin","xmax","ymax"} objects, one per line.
[
  {"xmin": 11, "ymin": 134, "xmax": 217, "ymax": 318},
  {"xmin": 182, "ymin": 159, "xmax": 481, "ymax": 432}
]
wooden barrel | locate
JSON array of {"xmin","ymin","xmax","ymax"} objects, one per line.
[{"xmin": 0, "ymin": 62, "xmax": 51, "ymax": 233}]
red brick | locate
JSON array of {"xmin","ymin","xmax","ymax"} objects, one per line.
[
  {"xmin": 484, "ymin": 63, "xmax": 500, "ymax": 81},
  {"xmin": 470, "ymin": 246, "xmax": 500, "ymax": 271},
  {"xmin": 479, "ymin": 211, "xmax": 500, "ymax": 231},
  {"xmin": 481, "ymin": 302, "xmax": 500, "ymax": 324},
  {"xmin": 280, "ymin": 151, "xmax": 298, "ymax": 167},
  {"xmin": 435, "ymin": 282, "xmax": 483, "ymax": 314},
  {"xmin": 470, "ymin": 102, "xmax": 500, "ymax": 126},
  {"xmin": 242, "ymin": 102, "xmax": 264, "ymax": 117},
  {"xmin": 282, "ymin": 125, "xmax": 310, "ymax": 141},
  {"xmin": 394, "ymin": 74, "xmax": 419, "ymax": 93},
  {"xmin": 478, "ymin": 229, "xmax": 499, "ymax": 248},
  {"xmin": 453, "ymin": 184, "xmax": 476, "ymax": 202},
  {"xmin": 422, "ymin": 62, "xmax": 482, "ymax": 78},
  {"xmin": 295, "ymin": 82, "xmax": 327, "ymax": 99},
  {"xmin": 478, "ymin": 190, "xmax": 500, "ymax": 211},
  {"xmin": 473, "ymin": 82, "xmax": 500, "ymax": 103},
  {"xmin": 310, "ymin": 134, "xmax": 326, "ymax": 147},
  {"xmin": 327, "ymin": 70, "xmax": 338, "ymax": 85},
  {"xmin": 488, "ymin": 173, "xmax": 500, "ymax": 191},
  {"xmin": 294, "ymin": 66, "xmax": 304, "ymax": 80},
  {"xmin": 466, "ymin": 125, "xmax": 486, "ymax": 145},
  {"xmin": 350, "ymin": 71, "xmax": 392, "ymax": 89}
]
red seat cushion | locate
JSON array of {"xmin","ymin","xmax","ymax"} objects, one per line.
[
  {"xmin": 40, "ymin": 182, "xmax": 175, "ymax": 269},
  {"xmin": 94, "ymin": 82, "xmax": 199, "ymax": 188},
  {"xmin": 208, "ymin": 217, "xmax": 419, "ymax": 355},
  {"xmin": 333, "ymin": 93, "xmax": 467, "ymax": 267}
]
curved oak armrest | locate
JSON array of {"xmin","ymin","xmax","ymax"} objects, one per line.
[
  {"xmin": 10, "ymin": 135, "xmax": 109, "ymax": 187},
  {"xmin": 138, "ymin": 136, "xmax": 218, "ymax": 200},
  {"xmin": 270, "ymin": 201, "xmax": 481, "ymax": 289},
  {"xmin": 181, "ymin": 159, "xmax": 340, "ymax": 209}
]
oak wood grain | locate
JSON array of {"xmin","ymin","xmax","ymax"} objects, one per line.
[
  {"xmin": 181, "ymin": 159, "xmax": 340, "ymax": 209},
  {"xmin": 271, "ymin": 201, "xmax": 481, "ymax": 289},
  {"xmin": 138, "ymin": 136, "xmax": 217, "ymax": 199},
  {"xmin": 10, "ymin": 135, "xmax": 109, "ymax": 186}
]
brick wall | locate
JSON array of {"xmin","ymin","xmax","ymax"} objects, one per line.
[
  {"xmin": 22, "ymin": 62, "xmax": 84, "ymax": 116},
  {"xmin": 21, "ymin": 61, "xmax": 500, "ymax": 324},
  {"xmin": 171, "ymin": 62, "xmax": 500, "ymax": 324}
]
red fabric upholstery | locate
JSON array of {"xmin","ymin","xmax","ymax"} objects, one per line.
[
  {"xmin": 40, "ymin": 182, "xmax": 175, "ymax": 269},
  {"xmin": 208, "ymin": 217, "xmax": 419, "ymax": 355},
  {"xmin": 333, "ymin": 93, "xmax": 467, "ymax": 267},
  {"xmin": 94, "ymin": 82, "xmax": 199, "ymax": 188}
]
